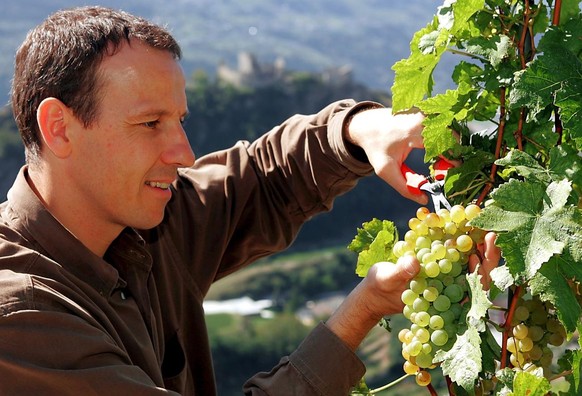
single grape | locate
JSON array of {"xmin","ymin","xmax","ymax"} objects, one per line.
[
  {"xmin": 431, "ymin": 329, "xmax": 449, "ymax": 346},
  {"xmin": 410, "ymin": 278, "xmax": 428, "ymax": 294},
  {"xmin": 415, "ymin": 353, "xmax": 433, "ymax": 369},
  {"xmin": 507, "ymin": 337, "xmax": 518, "ymax": 354},
  {"xmin": 436, "ymin": 208, "xmax": 451, "ymax": 222},
  {"xmin": 438, "ymin": 258, "xmax": 453, "ymax": 274},
  {"xmin": 432, "ymin": 244, "xmax": 447, "ymax": 260},
  {"xmin": 398, "ymin": 328, "xmax": 410, "ymax": 343},
  {"xmin": 421, "ymin": 343, "xmax": 432, "ymax": 355},
  {"xmin": 407, "ymin": 340, "xmax": 423, "ymax": 357},
  {"xmin": 464, "ymin": 204, "xmax": 481, "ymax": 220},
  {"xmin": 446, "ymin": 248, "xmax": 460, "ymax": 262},
  {"xmin": 433, "ymin": 295, "xmax": 451, "ymax": 312},
  {"xmin": 424, "ymin": 261, "xmax": 440, "ymax": 278},
  {"xmin": 413, "ymin": 297, "xmax": 430, "ymax": 312},
  {"xmin": 415, "ymin": 328, "xmax": 430, "ymax": 343},
  {"xmin": 456, "ymin": 234, "xmax": 474, "ymax": 253},
  {"xmin": 408, "ymin": 217, "xmax": 422, "ymax": 231},
  {"xmin": 415, "ymin": 311, "xmax": 430, "ymax": 327},
  {"xmin": 417, "ymin": 207, "xmax": 430, "ymax": 220},
  {"xmin": 415, "ymin": 370, "xmax": 432, "ymax": 386},
  {"xmin": 528, "ymin": 326, "xmax": 544, "ymax": 342},
  {"xmin": 450, "ymin": 205, "xmax": 466, "ymax": 224},
  {"xmin": 429, "ymin": 315, "xmax": 444, "ymax": 330},
  {"xmin": 416, "ymin": 236, "xmax": 432, "ymax": 250},
  {"xmin": 519, "ymin": 337, "xmax": 534, "ymax": 352},
  {"xmin": 425, "ymin": 213, "xmax": 441, "ymax": 228},
  {"xmin": 444, "ymin": 221, "xmax": 457, "ymax": 235},
  {"xmin": 403, "ymin": 360, "xmax": 419, "ymax": 375},
  {"xmin": 449, "ymin": 261, "xmax": 463, "ymax": 277},
  {"xmin": 513, "ymin": 323, "xmax": 529, "ymax": 340},
  {"xmin": 548, "ymin": 332, "xmax": 565, "ymax": 347},
  {"xmin": 444, "ymin": 284, "xmax": 464, "ymax": 303},
  {"xmin": 513, "ymin": 305, "xmax": 530, "ymax": 322},
  {"xmin": 423, "ymin": 286, "xmax": 439, "ymax": 302},
  {"xmin": 401, "ymin": 289, "xmax": 417, "ymax": 306}
]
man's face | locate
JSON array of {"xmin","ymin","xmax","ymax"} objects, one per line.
[{"xmin": 66, "ymin": 41, "xmax": 195, "ymax": 234}]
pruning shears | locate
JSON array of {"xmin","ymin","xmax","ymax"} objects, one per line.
[{"xmin": 401, "ymin": 158, "xmax": 455, "ymax": 211}]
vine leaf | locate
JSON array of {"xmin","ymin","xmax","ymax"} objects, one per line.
[
  {"xmin": 509, "ymin": 370, "xmax": 551, "ymax": 396},
  {"xmin": 347, "ymin": 219, "xmax": 398, "ymax": 277},
  {"xmin": 391, "ymin": 23, "xmax": 447, "ymax": 112},
  {"xmin": 530, "ymin": 254, "xmax": 582, "ymax": 334},
  {"xmin": 470, "ymin": 179, "xmax": 578, "ymax": 282},
  {"xmin": 466, "ymin": 269, "xmax": 492, "ymax": 332},
  {"xmin": 434, "ymin": 326, "xmax": 481, "ymax": 392},
  {"xmin": 510, "ymin": 43, "xmax": 582, "ymax": 144}
]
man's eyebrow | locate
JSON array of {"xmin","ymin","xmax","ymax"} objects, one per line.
[{"xmin": 128, "ymin": 108, "xmax": 190, "ymax": 119}]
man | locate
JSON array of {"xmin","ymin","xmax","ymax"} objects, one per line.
[{"xmin": 0, "ymin": 6, "xmax": 499, "ymax": 395}]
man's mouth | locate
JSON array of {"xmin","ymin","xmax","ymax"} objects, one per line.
[{"xmin": 145, "ymin": 181, "xmax": 171, "ymax": 190}]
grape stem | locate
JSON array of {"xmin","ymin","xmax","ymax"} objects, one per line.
[
  {"xmin": 476, "ymin": 87, "xmax": 506, "ymax": 206},
  {"xmin": 552, "ymin": 0, "xmax": 564, "ymax": 144},
  {"xmin": 368, "ymin": 373, "xmax": 412, "ymax": 394}
]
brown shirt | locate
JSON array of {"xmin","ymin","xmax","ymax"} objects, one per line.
[{"xmin": 0, "ymin": 100, "xmax": 377, "ymax": 395}]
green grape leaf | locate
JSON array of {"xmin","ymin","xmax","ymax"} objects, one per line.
[
  {"xmin": 391, "ymin": 23, "xmax": 448, "ymax": 112},
  {"xmin": 538, "ymin": 17, "xmax": 582, "ymax": 56},
  {"xmin": 558, "ymin": 0, "xmax": 582, "ymax": 26},
  {"xmin": 529, "ymin": 254, "xmax": 582, "ymax": 334},
  {"xmin": 470, "ymin": 179, "xmax": 578, "ymax": 282},
  {"xmin": 495, "ymin": 149, "xmax": 550, "ymax": 183},
  {"xmin": 481, "ymin": 326, "xmax": 501, "ymax": 373},
  {"xmin": 347, "ymin": 218, "xmax": 398, "ymax": 277},
  {"xmin": 466, "ymin": 269, "xmax": 492, "ymax": 332},
  {"xmin": 444, "ymin": 150, "xmax": 493, "ymax": 202},
  {"xmin": 490, "ymin": 265, "xmax": 515, "ymax": 291},
  {"xmin": 509, "ymin": 371, "xmax": 551, "ymax": 396},
  {"xmin": 463, "ymin": 35, "xmax": 512, "ymax": 67},
  {"xmin": 451, "ymin": 0, "xmax": 485, "ymax": 36},
  {"xmin": 549, "ymin": 145, "xmax": 582, "ymax": 194},
  {"xmin": 510, "ymin": 44, "xmax": 582, "ymax": 143},
  {"xmin": 435, "ymin": 326, "xmax": 481, "ymax": 392}
]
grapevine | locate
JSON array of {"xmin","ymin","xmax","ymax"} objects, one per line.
[{"xmin": 348, "ymin": 0, "xmax": 582, "ymax": 395}]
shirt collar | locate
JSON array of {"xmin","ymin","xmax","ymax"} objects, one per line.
[{"xmin": 6, "ymin": 166, "xmax": 150, "ymax": 297}]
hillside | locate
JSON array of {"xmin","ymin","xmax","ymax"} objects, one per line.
[{"xmin": 0, "ymin": 0, "xmax": 449, "ymax": 105}]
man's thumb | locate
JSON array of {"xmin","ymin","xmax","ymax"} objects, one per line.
[{"xmin": 395, "ymin": 255, "xmax": 420, "ymax": 280}]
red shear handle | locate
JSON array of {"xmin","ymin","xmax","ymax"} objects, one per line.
[
  {"xmin": 401, "ymin": 163, "xmax": 428, "ymax": 196},
  {"xmin": 433, "ymin": 158, "xmax": 455, "ymax": 180},
  {"xmin": 401, "ymin": 158, "xmax": 455, "ymax": 195}
]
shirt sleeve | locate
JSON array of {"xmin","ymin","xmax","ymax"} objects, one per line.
[
  {"xmin": 242, "ymin": 322, "xmax": 366, "ymax": 396},
  {"xmin": 0, "ymin": 310, "xmax": 179, "ymax": 396}
]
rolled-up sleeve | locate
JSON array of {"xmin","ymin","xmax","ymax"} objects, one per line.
[{"xmin": 242, "ymin": 323, "xmax": 365, "ymax": 396}]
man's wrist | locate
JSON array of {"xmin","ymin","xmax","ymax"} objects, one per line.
[{"xmin": 342, "ymin": 102, "xmax": 384, "ymax": 162}]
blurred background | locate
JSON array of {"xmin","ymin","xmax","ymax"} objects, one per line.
[{"xmin": 0, "ymin": 1, "xmax": 450, "ymax": 394}]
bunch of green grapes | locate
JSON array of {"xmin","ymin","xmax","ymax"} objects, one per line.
[
  {"xmin": 507, "ymin": 294, "xmax": 567, "ymax": 377},
  {"xmin": 393, "ymin": 204, "xmax": 484, "ymax": 387}
]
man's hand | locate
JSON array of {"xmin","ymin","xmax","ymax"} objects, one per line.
[
  {"xmin": 469, "ymin": 231, "xmax": 501, "ymax": 290},
  {"xmin": 345, "ymin": 108, "xmax": 428, "ymax": 205},
  {"xmin": 326, "ymin": 255, "xmax": 420, "ymax": 351}
]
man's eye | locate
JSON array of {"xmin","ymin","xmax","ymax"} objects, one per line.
[{"xmin": 143, "ymin": 120, "xmax": 160, "ymax": 129}]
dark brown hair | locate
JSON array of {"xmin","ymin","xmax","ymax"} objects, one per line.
[{"xmin": 11, "ymin": 6, "xmax": 182, "ymax": 162}]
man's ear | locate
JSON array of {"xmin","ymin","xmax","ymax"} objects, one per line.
[{"xmin": 36, "ymin": 97, "xmax": 73, "ymax": 159}]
